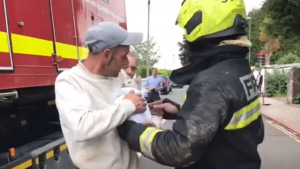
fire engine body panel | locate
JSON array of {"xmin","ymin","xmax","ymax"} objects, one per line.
[
  {"xmin": 0, "ymin": 0, "xmax": 127, "ymax": 90},
  {"xmin": 0, "ymin": 0, "xmax": 127, "ymax": 168}
]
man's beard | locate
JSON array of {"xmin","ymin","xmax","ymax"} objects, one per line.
[{"xmin": 109, "ymin": 62, "xmax": 121, "ymax": 77}]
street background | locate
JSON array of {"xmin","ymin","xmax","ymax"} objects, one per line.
[{"xmin": 140, "ymin": 86, "xmax": 300, "ymax": 169}]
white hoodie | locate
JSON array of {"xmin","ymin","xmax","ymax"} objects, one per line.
[{"xmin": 55, "ymin": 62, "xmax": 139, "ymax": 169}]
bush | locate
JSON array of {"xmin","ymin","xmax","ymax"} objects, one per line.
[
  {"xmin": 138, "ymin": 65, "xmax": 172, "ymax": 78},
  {"xmin": 254, "ymin": 62, "xmax": 261, "ymax": 68},
  {"xmin": 275, "ymin": 53, "xmax": 300, "ymax": 64},
  {"xmin": 138, "ymin": 65, "xmax": 151, "ymax": 78},
  {"xmin": 294, "ymin": 95, "xmax": 300, "ymax": 104},
  {"xmin": 158, "ymin": 69, "xmax": 172, "ymax": 76},
  {"xmin": 138, "ymin": 66, "xmax": 172, "ymax": 78},
  {"xmin": 266, "ymin": 69, "xmax": 287, "ymax": 97}
]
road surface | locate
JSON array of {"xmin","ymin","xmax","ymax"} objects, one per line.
[{"xmin": 140, "ymin": 86, "xmax": 300, "ymax": 169}]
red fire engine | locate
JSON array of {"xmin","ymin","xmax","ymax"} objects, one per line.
[{"xmin": 0, "ymin": 0, "xmax": 127, "ymax": 168}]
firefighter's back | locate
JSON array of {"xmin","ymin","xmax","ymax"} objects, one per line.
[{"xmin": 184, "ymin": 50, "xmax": 264, "ymax": 169}]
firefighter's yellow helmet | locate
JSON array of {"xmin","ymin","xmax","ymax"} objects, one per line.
[{"xmin": 176, "ymin": 0, "xmax": 248, "ymax": 42}]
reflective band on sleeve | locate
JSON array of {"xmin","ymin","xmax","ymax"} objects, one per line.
[
  {"xmin": 184, "ymin": 94, "xmax": 187, "ymax": 100},
  {"xmin": 225, "ymin": 98, "xmax": 261, "ymax": 130},
  {"xmin": 139, "ymin": 127, "xmax": 162, "ymax": 159}
]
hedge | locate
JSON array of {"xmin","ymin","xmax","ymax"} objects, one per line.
[
  {"xmin": 138, "ymin": 65, "xmax": 172, "ymax": 78},
  {"xmin": 266, "ymin": 69, "xmax": 287, "ymax": 97}
]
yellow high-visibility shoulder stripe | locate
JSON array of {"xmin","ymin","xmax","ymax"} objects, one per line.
[
  {"xmin": 139, "ymin": 127, "xmax": 162, "ymax": 159},
  {"xmin": 184, "ymin": 94, "xmax": 187, "ymax": 100},
  {"xmin": 225, "ymin": 98, "xmax": 261, "ymax": 130},
  {"xmin": 0, "ymin": 31, "xmax": 89, "ymax": 60}
]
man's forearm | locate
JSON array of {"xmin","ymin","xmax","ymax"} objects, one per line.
[
  {"xmin": 63, "ymin": 100, "xmax": 135, "ymax": 142},
  {"xmin": 157, "ymin": 87, "xmax": 163, "ymax": 91}
]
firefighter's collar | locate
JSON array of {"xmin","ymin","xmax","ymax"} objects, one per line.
[{"xmin": 170, "ymin": 45, "xmax": 248, "ymax": 85}]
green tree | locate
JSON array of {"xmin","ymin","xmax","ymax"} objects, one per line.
[
  {"xmin": 260, "ymin": 0, "xmax": 300, "ymax": 64},
  {"xmin": 247, "ymin": 9, "xmax": 265, "ymax": 66},
  {"xmin": 261, "ymin": 0, "xmax": 300, "ymax": 38},
  {"xmin": 178, "ymin": 35, "xmax": 190, "ymax": 66},
  {"xmin": 276, "ymin": 53, "xmax": 300, "ymax": 64},
  {"xmin": 132, "ymin": 37, "xmax": 160, "ymax": 67},
  {"xmin": 248, "ymin": 0, "xmax": 300, "ymax": 65}
]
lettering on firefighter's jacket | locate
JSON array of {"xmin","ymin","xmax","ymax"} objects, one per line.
[{"xmin": 239, "ymin": 73, "xmax": 259, "ymax": 101}]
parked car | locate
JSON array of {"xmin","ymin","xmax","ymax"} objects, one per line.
[
  {"xmin": 172, "ymin": 82, "xmax": 184, "ymax": 88},
  {"xmin": 165, "ymin": 76, "xmax": 173, "ymax": 92},
  {"xmin": 158, "ymin": 75, "xmax": 172, "ymax": 94},
  {"xmin": 141, "ymin": 78, "xmax": 148, "ymax": 99}
]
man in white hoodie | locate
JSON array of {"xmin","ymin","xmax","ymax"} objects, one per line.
[{"xmin": 55, "ymin": 22, "xmax": 145, "ymax": 169}]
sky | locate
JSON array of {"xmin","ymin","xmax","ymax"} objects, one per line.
[{"xmin": 125, "ymin": 0, "xmax": 265, "ymax": 70}]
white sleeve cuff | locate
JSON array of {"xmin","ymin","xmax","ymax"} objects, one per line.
[{"xmin": 120, "ymin": 99, "xmax": 136, "ymax": 116}]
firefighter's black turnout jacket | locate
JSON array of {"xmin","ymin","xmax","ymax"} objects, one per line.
[{"xmin": 117, "ymin": 45, "xmax": 265, "ymax": 169}]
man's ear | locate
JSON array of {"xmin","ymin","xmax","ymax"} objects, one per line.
[
  {"xmin": 102, "ymin": 49, "xmax": 111, "ymax": 59},
  {"xmin": 102, "ymin": 49, "xmax": 113, "ymax": 64}
]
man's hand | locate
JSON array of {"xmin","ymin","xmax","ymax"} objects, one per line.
[
  {"xmin": 148, "ymin": 87, "xmax": 154, "ymax": 91},
  {"xmin": 135, "ymin": 77, "xmax": 141, "ymax": 84},
  {"xmin": 123, "ymin": 90, "xmax": 147, "ymax": 113},
  {"xmin": 149, "ymin": 100, "xmax": 178, "ymax": 116},
  {"xmin": 154, "ymin": 103, "xmax": 178, "ymax": 113},
  {"xmin": 154, "ymin": 87, "xmax": 162, "ymax": 92}
]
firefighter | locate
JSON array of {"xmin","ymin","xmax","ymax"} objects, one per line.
[{"xmin": 117, "ymin": 0, "xmax": 265, "ymax": 169}]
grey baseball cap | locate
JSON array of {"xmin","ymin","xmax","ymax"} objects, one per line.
[{"xmin": 84, "ymin": 22, "xmax": 143, "ymax": 54}]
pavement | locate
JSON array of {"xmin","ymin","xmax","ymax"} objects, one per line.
[
  {"xmin": 261, "ymin": 97, "xmax": 300, "ymax": 135},
  {"xmin": 139, "ymin": 86, "xmax": 300, "ymax": 169}
]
